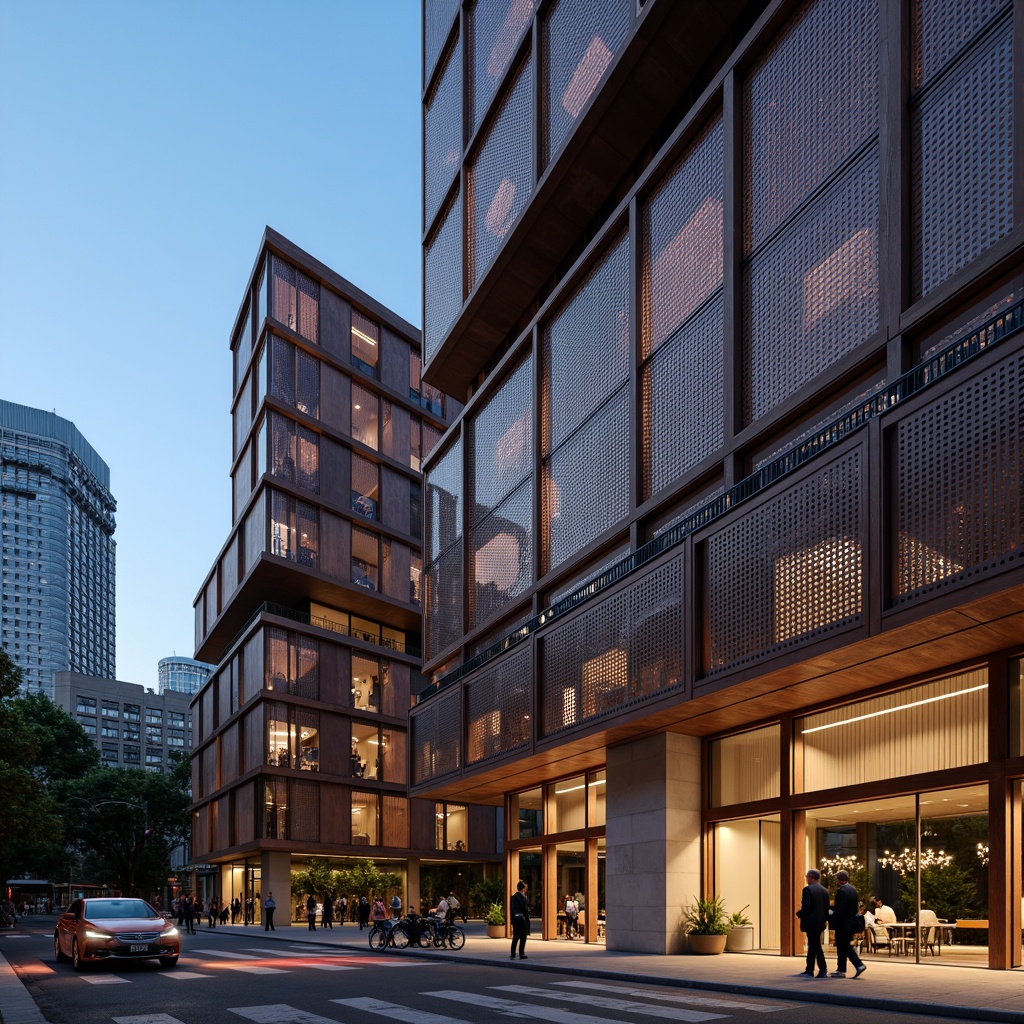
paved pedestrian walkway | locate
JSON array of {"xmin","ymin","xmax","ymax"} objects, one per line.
[{"xmin": 0, "ymin": 919, "xmax": 1021, "ymax": 1022}]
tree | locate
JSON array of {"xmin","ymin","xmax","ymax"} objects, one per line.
[
  {"xmin": 17, "ymin": 690, "xmax": 99, "ymax": 784},
  {"xmin": 291, "ymin": 858, "xmax": 340, "ymax": 902}
]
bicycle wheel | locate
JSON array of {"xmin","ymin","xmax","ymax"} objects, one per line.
[
  {"xmin": 421, "ymin": 925, "xmax": 437, "ymax": 948},
  {"xmin": 391, "ymin": 924, "xmax": 411, "ymax": 949},
  {"xmin": 368, "ymin": 925, "xmax": 387, "ymax": 951},
  {"xmin": 445, "ymin": 925, "xmax": 465, "ymax": 950}
]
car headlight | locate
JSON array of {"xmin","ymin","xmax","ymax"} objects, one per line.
[
  {"xmin": 84, "ymin": 929, "xmax": 113, "ymax": 940},
  {"xmin": 160, "ymin": 926, "xmax": 178, "ymax": 938}
]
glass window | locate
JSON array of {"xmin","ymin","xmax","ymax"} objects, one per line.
[
  {"xmin": 351, "ymin": 790, "xmax": 379, "ymax": 845},
  {"xmin": 101, "ymin": 702, "xmax": 119, "ymax": 718},
  {"xmin": 270, "ymin": 335, "xmax": 321, "ymax": 420},
  {"xmin": 146, "ymin": 726, "xmax": 162, "ymax": 744},
  {"xmin": 1010, "ymin": 657, "xmax": 1023, "ymax": 755},
  {"xmin": 266, "ymin": 701, "xmax": 319, "ymax": 772},
  {"xmin": 352, "ymin": 655, "xmax": 382, "ymax": 713},
  {"xmin": 588, "ymin": 769, "xmax": 606, "ymax": 828},
  {"xmin": 351, "ymin": 454, "xmax": 379, "ymax": 519},
  {"xmin": 270, "ymin": 255, "xmax": 319, "ymax": 343},
  {"xmin": 709, "ymin": 725, "xmax": 780, "ymax": 807},
  {"xmin": 265, "ymin": 627, "xmax": 320, "ymax": 700},
  {"xmin": 352, "ymin": 527, "xmax": 379, "ymax": 590},
  {"xmin": 270, "ymin": 491, "xmax": 319, "ymax": 568},
  {"xmin": 351, "ymin": 723, "xmax": 381, "ymax": 780},
  {"xmin": 122, "ymin": 726, "xmax": 139, "ymax": 741},
  {"xmin": 436, "ymin": 802, "xmax": 468, "ymax": 851},
  {"xmin": 81, "ymin": 722, "xmax": 96, "ymax": 735},
  {"xmin": 410, "ymin": 482, "xmax": 422, "ymax": 540},
  {"xmin": 410, "ymin": 417, "xmax": 422, "ymax": 471},
  {"xmin": 270, "ymin": 413, "xmax": 320, "ymax": 493},
  {"xmin": 410, "ymin": 555, "xmax": 423, "ymax": 606},
  {"xmin": 168, "ymin": 711, "xmax": 185, "ymax": 727},
  {"xmin": 124, "ymin": 704, "xmax": 140, "ymax": 722},
  {"xmin": 550, "ymin": 775, "xmax": 585, "ymax": 832},
  {"xmin": 351, "ymin": 310, "xmax": 379, "ymax": 376},
  {"xmin": 516, "ymin": 787, "xmax": 543, "ymax": 839},
  {"xmin": 351, "ymin": 384, "xmax": 379, "ymax": 450},
  {"xmin": 146, "ymin": 708, "xmax": 163, "ymax": 723},
  {"xmin": 101, "ymin": 725, "xmax": 118, "ymax": 739},
  {"xmin": 76, "ymin": 697, "xmax": 96, "ymax": 715}
]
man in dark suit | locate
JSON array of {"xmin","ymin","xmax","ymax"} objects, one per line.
[
  {"xmin": 831, "ymin": 870, "xmax": 867, "ymax": 978},
  {"xmin": 796, "ymin": 868, "xmax": 830, "ymax": 977}
]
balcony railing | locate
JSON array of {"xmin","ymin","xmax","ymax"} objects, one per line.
[{"xmin": 417, "ymin": 295, "xmax": 1024, "ymax": 703}]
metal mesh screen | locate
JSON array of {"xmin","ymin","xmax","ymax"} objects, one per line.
[
  {"xmin": 426, "ymin": 438, "xmax": 463, "ymax": 562},
  {"xmin": 234, "ymin": 374, "xmax": 253, "ymax": 456},
  {"xmin": 470, "ymin": 476, "xmax": 533, "ymax": 627},
  {"xmin": 468, "ymin": 53, "xmax": 533, "ymax": 288},
  {"xmin": 411, "ymin": 685, "xmax": 462, "ymax": 784},
  {"xmin": 912, "ymin": 0, "xmax": 1009, "ymax": 90},
  {"xmin": 704, "ymin": 452, "xmax": 863, "ymax": 675},
  {"xmin": 425, "ymin": 542, "xmax": 464, "ymax": 659},
  {"xmin": 351, "ymin": 454, "xmax": 379, "ymax": 520},
  {"xmin": 910, "ymin": 16, "xmax": 1013, "ymax": 302},
  {"xmin": 296, "ymin": 348, "xmax": 320, "ymax": 419},
  {"xmin": 289, "ymin": 778, "xmax": 319, "ymax": 843},
  {"xmin": 425, "ymin": 33, "xmax": 462, "ymax": 231},
  {"xmin": 541, "ymin": 555, "xmax": 683, "ymax": 737},
  {"xmin": 743, "ymin": 148, "xmax": 879, "ymax": 424},
  {"xmin": 234, "ymin": 301, "xmax": 251, "ymax": 392},
  {"xmin": 466, "ymin": 647, "xmax": 532, "ymax": 763},
  {"xmin": 470, "ymin": 0, "xmax": 534, "ymax": 133},
  {"xmin": 233, "ymin": 444, "xmax": 252, "ymax": 518},
  {"xmin": 270, "ymin": 255, "xmax": 297, "ymax": 331},
  {"xmin": 423, "ymin": 422, "xmax": 444, "ymax": 460},
  {"xmin": 297, "ymin": 271, "xmax": 319, "ymax": 344},
  {"xmin": 424, "ymin": 189, "xmax": 462, "ymax": 363},
  {"xmin": 269, "ymin": 412, "xmax": 320, "ymax": 494},
  {"xmin": 541, "ymin": 0, "xmax": 631, "ymax": 166},
  {"xmin": 425, "ymin": 0, "xmax": 460, "ymax": 86},
  {"xmin": 382, "ymin": 793, "xmax": 410, "ymax": 848},
  {"xmin": 743, "ymin": 0, "xmax": 879, "ymax": 252},
  {"xmin": 270, "ymin": 336, "xmax": 320, "ymax": 419},
  {"xmin": 893, "ymin": 351, "xmax": 1023, "ymax": 601},
  {"xmin": 643, "ymin": 298, "xmax": 724, "ymax": 500}
]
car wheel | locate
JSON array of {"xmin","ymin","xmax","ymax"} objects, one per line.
[
  {"xmin": 53, "ymin": 933, "xmax": 68, "ymax": 963},
  {"xmin": 71, "ymin": 938, "xmax": 85, "ymax": 971},
  {"xmin": 159, "ymin": 956, "xmax": 178, "ymax": 969}
]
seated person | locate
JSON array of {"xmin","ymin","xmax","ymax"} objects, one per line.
[{"xmin": 871, "ymin": 896, "xmax": 897, "ymax": 925}]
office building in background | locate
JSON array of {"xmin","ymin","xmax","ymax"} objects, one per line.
[{"xmin": 158, "ymin": 655, "xmax": 216, "ymax": 695}]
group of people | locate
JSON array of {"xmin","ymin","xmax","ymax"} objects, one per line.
[{"xmin": 798, "ymin": 869, "xmax": 897, "ymax": 978}]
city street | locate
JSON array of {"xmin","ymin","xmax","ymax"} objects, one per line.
[{"xmin": 0, "ymin": 921, "xmax": 987, "ymax": 1024}]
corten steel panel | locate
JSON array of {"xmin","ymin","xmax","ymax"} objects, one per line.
[
  {"xmin": 319, "ymin": 285, "xmax": 351, "ymax": 362},
  {"xmin": 233, "ymin": 374, "xmax": 253, "ymax": 457},
  {"xmin": 469, "ymin": 803, "xmax": 499, "ymax": 852},
  {"xmin": 892, "ymin": 349, "xmax": 1023, "ymax": 603},
  {"xmin": 911, "ymin": 0, "xmax": 1009, "ymax": 91},
  {"xmin": 425, "ymin": 33, "xmax": 462, "ymax": 231},
  {"xmin": 290, "ymin": 778, "xmax": 319, "ymax": 843},
  {"xmin": 381, "ymin": 465, "xmax": 410, "ymax": 534},
  {"xmin": 383, "ymin": 793, "xmax": 411, "ymax": 848},
  {"xmin": 387, "ymin": 403, "xmax": 413, "ymax": 467},
  {"xmin": 703, "ymin": 450, "xmax": 864, "ymax": 677},
  {"xmin": 469, "ymin": 0, "xmax": 534, "ymax": 136},
  {"xmin": 385, "ymin": 541, "xmax": 413, "ymax": 605},
  {"xmin": 242, "ymin": 633, "xmax": 263, "ymax": 706},
  {"xmin": 742, "ymin": 148, "xmax": 880, "ymax": 424},
  {"xmin": 381, "ymin": 325, "xmax": 412, "ymax": 396},
  {"xmin": 386, "ymin": 661, "xmax": 411, "ymax": 716},
  {"xmin": 424, "ymin": 0, "xmax": 460, "ymax": 88},
  {"xmin": 383, "ymin": 729, "xmax": 408, "ymax": 786},
  {"xmin": 910, "ymin": 12, "xmax": 1013, "ymax": 301},
  {"xmin": 469, "ymin": 53, "xmax": 534, "ymax": 291},
  {"xmin": 465, "ymin": 646, "xmax": 532, "ymax": 764},
  {"xmin": 742, "ymin": 0, "xmax": 879, "ymax": 253},
  {"xmin": 411, "ymin": 796, "xmax": 436, "ymax": 850},
  {"xmin": 411, "ymin": 685, "xmax": 462, "ymax": 785},
  {"xmin": 425, "ymin": 544, "xmax": 464, "ymax": 660},
  {"xmin": 233, "ymin": 300, "xmax": 252, "ymax": 394},
  {"xmin": 320, "ymin": 782, "xmax": 347, "ymax": 845},
  {"xmin": 424, "ymin": 190, "xmax": 462, "ymax": 364},
  {"xmin": 320, "ymin": 436, "xmax": 350, "ymax": 508},
  {"xmin": 318, "ymin": 712, "xmax": 345, "ymax": 777},
  {"xmin": 320, "ymin": 363, "xmax": 350, "ymax": 435},
  {"xmin": 233, "ymin": 781, "xmax": 254, "ymax": 847}
]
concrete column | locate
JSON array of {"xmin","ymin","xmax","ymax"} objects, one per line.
[
  {"xmin": 406, "ymin": 857, "xmax": 421, "ymax": 916},
  {"xmin": 606, "ymin": 732, "xmax": 701, "ymax": 953},
  {"xmin": 260, "ymin": 850, "xmax": 292, "ymax": 927}
]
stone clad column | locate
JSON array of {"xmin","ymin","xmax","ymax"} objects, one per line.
[
  {"xmin": 606, "ymin": 733, "xmax": 701, "ymax": 953},
  {"xmin": 261, "ymin": 850, "xmax": 293, "ymax": 927}
]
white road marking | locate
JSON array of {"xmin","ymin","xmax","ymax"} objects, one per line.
[
  {"xmin": 306, "ymin": 963, "xmax": 359, "ymax": 971},
  {"xmin": 0, "ymin": 934, "xmax": 30, "ymax": 938},
  {"xmin": 80, "ymin": 975, "xmax": 131, "ymax": 985},
  {"xmin": 242, "ymin": 947, "xmax": 320, "ymax": 957},
  {"xmin": 113, "ymin": 1016, "xmax": 187, "ymax": 1024},
  {"xmin": 192, "ymin": 949, "xmax": 260, "ymax": 959},
  {"xmin": 229, "ymin": 1005, "xmax": 341, "ymax": 1023},
  {"xmin": 156, "ymin": 970, "xmax": 214, "ymax": 980},
  {"xmin": 334, "ymin": 996, "xmax": 464, "ymax": 1024},
  {"xmin": 220, "ymin": 965, "xmax": 289, "ymax": 974},
  {"xmin": 492, "ymin": 985, "xmax": 727, "ymax": 1023},
  {"xmin": 552, "ymin": 981, "xmax": 795, "ymax": 1013}
]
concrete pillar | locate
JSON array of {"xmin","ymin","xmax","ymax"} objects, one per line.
[
  {"xmin": 261, "ymin": 850, "xmax": 292, "ymax": 928},
  {"xmin": 406, "ymin": 857, "xmax": 421, "ymax": 916},
  {"xmin": 605, "ymin": 732, "xmax": 701, "ymax": 953}
]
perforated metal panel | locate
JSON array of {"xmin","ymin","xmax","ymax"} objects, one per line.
[
  {"xmin": 411, "ymin": 685, "xmax": 462, "ymax": 784},
  {"xmin": 296, "ymin": 349, "xmax": 320, "ymax": 419},
  {"xmin": 424, "ymin": 190, "xmax": 462, "ymax": 362},
  {"xmin": 270, "ymin": 256, "xmax": 297, "ymax": 330},
  {"xmin": 425, "ymin": 0, "xmax": 460, "ymax": 86},
  {"xmin": 270, "ymin": 335, "xmax": 321, "ymax": 420},
  {"xmin": 269, "ymin": 412, "xmax": 320, "ymax": 495},
  {"xmin": 470, "ymin": 0, "xmax": 535, "ymax": 133},
  {"xmin": 893, "ymin": 351, "xmax": 1022, "ymax": 601},
  {"xmin": 466, "ymin": 646, "xmax": 532, "ymax": 763},
  {"xmin": 704, "ymin": 452, "xmax": 863, "ymax": 675},
  {"xmin": 425, "ymin": 34, "xmax": 462, "ymax": 231},
  {"xmin": 644, "ymin": 298, "xmax": 724, "ymax": 499},
  {"xmin": 743, "ymin": 149, "xmax": 879, "ymax": 424},
  {"xmin": 468, "ymin": 53, "xmax": 533, "ymax": 288},
  {"xmin": 541, "ymin": 555, "xmax": 683, "ymax": 737},
  {"xmin": 743, "ymin": 0, "xmax": 878, "ymax": 252},
  {"xmin": 426, "ymin": 438, "xmax": 463, "ymax": 562},
  {"xmin": 470, "ymin": 606, "xmax": 533, "ymax": 655},
  {"xmin": 423, "ymin": 422, "xmax": 444, "ymax": 460},
  {"xmin": 912, "ymin": 0, "xmax": 1009, "ymax": 91},
  {"xmin": 351, "ymin": 454, "xmax": 379, "ymax": 520},
  {"xmin": 289, "ymin": 778, "xmax": 318, "ymax": 843},
  {"xmin": 425, "ymin": 542, "xmax": 464, "ymax": 659},
  {"xmin": 910, "ymin": 17, "xmax": 1013, "ymax": 301},
  {"xmin": 234, "ymin": 300, "xmax": 251, "ymax": 392},
  {"xmin": 382, "ymin": 793, "xmax": 410, "ymax": 848},
  {"xmin": 470, "ymin": 476, "xmax": 533, "ymax": 627},
  {"xmin": 541, "ymin": 0, "xmax": 631, "ymax": 166},
  {"xmin": 297, "ymin": 271, "xmax": 319, "ymax": 344}
]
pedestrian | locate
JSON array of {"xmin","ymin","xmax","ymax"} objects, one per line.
[
  {"xmin": 176, "ymin": 897, "xmax": 185, "ymax": 930},
  {"xmin": 245, "ymin": 896, "xmax": 254, "ymax": 924},
  {"xmin": 207, "ymin": 897, "xmax": 217, "ymax": 929},
  {"xmin": 796, "ymin": 868, "xmax": 829, "ymax": 977},
  {"xmin": 306, "ymin": 893, "xmax": 318, "ymax": 931},
  {"xmin": 232, "ymin": 897, "xmax": 241, "ymax": 925},
  {"xmin": 322, "ymin": 894, "xmax": 334, "ymax": 929},
  {"xmin": 510, "ymin": 880, "xmax": 530, "ymax": 960},
  {"xmin": 264, "ymin": 891, "xmax": 276, "ymax": 931},
  {"xmin": 390, "ymin": 893, "xmax": 402, "ymax": 919},
  {"xmin": 358, "ymin": 895, "xmax": 370, "ymax": 930},
  {"xmin": 371, "ymin": 897, "xmax": 387, "ymax": 924},
  {"xmin": 338, "ymin": 895, "xmax": 347, "ymax": 925},
  {"xmin": 831, "ymin": 870, "xmax": 867, "ymax": 978},
  {"xmin": 184, "ymin": 895, "xmax": 196, "ymax": 935},
  {"xmin": 447, "ymin": 892, "xmax": 462, "ymax": 924},
  {"xmin": 564, "ymin": 894, "xmax": 578, "ymax": 938}
]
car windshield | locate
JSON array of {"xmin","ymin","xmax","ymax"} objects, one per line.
[{"xmin": 85, "ymin": 899, "xmax": 156, "ymax": 920}]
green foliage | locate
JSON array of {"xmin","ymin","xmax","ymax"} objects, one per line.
[
  {"xmin": 333, "ymin": 860, "xmax": 402, "ymax": 903},
  {"xmin": 819, "ymin": 855, "xmax": 871, "ymax": 901},
  {"xmin": 468, "ymin": 874, "xmax": 505, "ymax": 916},
  {"xmin": 17, "ymin": 691, "xmax": 100, "ymax": 784},
  {"xmin": 728, "ymin": 905, "xmax": 752, "ymax": 927},
  {"xmin": 485, "ymin": 902, "xmax": 505, "ymax": 926},
  {"xmin": 291, "ymin": 858, "xmax": 342, "ymax": 901},
  {"xmin": 683, "ymin": 894, "xmax": 729, "ymax": 936},
  {"xmin": 899, "ymin": 861, "xmax": 979, "ymax": 922}
]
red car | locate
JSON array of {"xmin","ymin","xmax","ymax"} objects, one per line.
[{"xmin": 54, "ymin": 897, "xmax": 180, "ymax": 970}]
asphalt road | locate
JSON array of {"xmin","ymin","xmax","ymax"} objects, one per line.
[{"xmin": 1, "ymin": 921, "xmax": 983, "ymax": 1024}]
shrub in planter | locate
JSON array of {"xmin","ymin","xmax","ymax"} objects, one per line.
[
  {"xmin": 485, "ymin": 902, "xmax": 506, "ymax": 938},
  {"xmin": 725, "ymin": 905, "xmax": 754, "ymax": 951},
  {"xmin": 683, "ymin": 895, "xmax": 729, "ymax": 955}
]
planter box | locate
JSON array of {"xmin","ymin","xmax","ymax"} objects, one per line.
[
  {"xmin": 486, "ymin": 923, "xmax": 505, "ymax": 938},
  {"xmin": 726, "ymin": 925, "xmax": 754, "ymax": 951},
  {"xmin": 687, "ymin": 933, "xmax": 727, "ymax": 955}
]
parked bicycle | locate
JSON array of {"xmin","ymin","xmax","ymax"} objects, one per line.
[{"xmin": 367, "ymin": 918, "xmax": 410, "ymax": 950}]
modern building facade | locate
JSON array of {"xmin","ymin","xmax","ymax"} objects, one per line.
[
  {"xmin": 158, "ymin": 656, "xmax": 216, "ymax": 696},
  {"xmin": 0, "ymin": 400, "xmax": 116, "ymax": 697},
  {"xmin": 54, "ymin": 671, "xmax": 192, "ymax": 772},
  {"xmin": 190, "ymin": 229, "xmax": 499, "ymax": 920},
  {"xmin": 414, "ymin": 0, "xmax": 1024, "ymax": 968}
]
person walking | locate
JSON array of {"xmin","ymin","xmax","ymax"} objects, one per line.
[
  {"xmin": 564, "ymin": 894, "xmax": 578, "ymax": 938},
  {"xmin": 306, "ymin": 893, "xmax": 318, "ymax": 931},
  {"xmin": 831, "ymin": 870, "xmax": 867, "ymax": 978},
  {"xmin": 510, "ymin": 880, "xmax": 530, "ymax": 960},
  {"xmin": 796, "ymin": 868, "xmax": 829, "ymax": 977},
  {"xmin": 264, "ymin": 892, "xmax": 277, "ymax": 931},
  {"xmin": 322, "ymin": 894, "xmax": 334, "ymax": 929},
  {"xmin": 338, "ymin": 895, "xmax": 347, "ymax": 925},
  {"xmin": 358, "ymin": 895, "xmax": 370, "ymax": 930},
  {"xmin": 390, "ymin": 894, "xmax": 402, "ymax": 919}
]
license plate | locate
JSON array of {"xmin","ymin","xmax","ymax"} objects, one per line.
[{"xmin": 129, "ymin": 944, "xmax": 149, "ymax": 953}]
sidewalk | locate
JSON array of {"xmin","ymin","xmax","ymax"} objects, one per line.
[{"xmin": 0, "ymin": 919, "xmax": 1021, "ymax": 1023}]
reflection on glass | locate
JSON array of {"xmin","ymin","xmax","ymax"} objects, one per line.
[
  {"xmin": 351, "ymin": 310, "xmax": 379, "ymax": 376},
  {"xmin": 517, "ymin": 786, "xmax": 543, "ymax": 838},
  {"xmin": 351, "ymin": 790, "xmax": 378, "ymax": 845},
  {"xmin": 352, "ymin": 527, "xmax": 379, "ymax": 590}
]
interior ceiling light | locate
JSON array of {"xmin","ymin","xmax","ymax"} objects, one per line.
[{"xmin": 801, "ymin": 684, "xmax": 987, "ymax": 734}]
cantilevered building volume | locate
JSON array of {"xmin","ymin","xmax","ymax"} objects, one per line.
[
  {"xmin": 190, "ymin": 229, "xmax": 499, "ymax": 918},
  {"xmin": 0, "ymin": 400, "xmax": 116, "ymax": 696},
  {"xmin": 414, "ymin": 0, "xmax": 1024, "ymax": 968}
]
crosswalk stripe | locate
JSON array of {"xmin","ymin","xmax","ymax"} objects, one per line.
[
  {"xmin": 491, "ymin": 985, "xmax": 727, "ymax": 1023},
  {"xmin": 113, "ymin": 1015, "xmax": 187, "ymax": 1024},
  {"xmin": 193, "ymin": 949, "xmax": 260, "ymax": 959},
  {"xmin": 156, "ymin": 970, "xmax": 214, "ymax": 980},
  {"xmin": 334, "ymin": 996, "xmax": 463, "ymax": 1024},
  {"xmin": 306, "ymin": 964, "xmax": 359, "ymax": 971},
  {"xmin": 228, "ymin": 1004, "xmax": 340, "ymax": 1023},
  {"xmin": 80, "ymin": 975, "xmax": 131, "ymax": 985},
  {"xmin": 242, "ymin": 947, "xmax": 320, "ymax": 957},
  {"xmin": 219, "ymin": 965, "xmax": 289, "ymax": 974},
  {"xmin": 552, "ymin": 981, "xmax": 794, "ymax": 1013}
]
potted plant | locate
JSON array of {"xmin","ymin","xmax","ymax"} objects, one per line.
[
  {"xmin": 725, "ymin": 905, "xmax": 753, "ymax": 951},
  {"xmin": 683, "ymin": 894, "xmax": 729, "ymax": 954},
  {"xmin": 485, "ymin": 902, "xmax": 506, "ymax": 938}
]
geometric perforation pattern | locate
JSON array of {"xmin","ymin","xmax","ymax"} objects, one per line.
[
  {"xmin": 541, "ymin": 555, "xmax": 684, "ymax": 737},
  {"xmin": 425, "ymin": 189, "xmax": 462, "ymax": 363},
  {"xmin": 470, "ymin": 475, "xmax": 533, "ymax": 628},
  {"xmin": 425, "ymin": 0, "xmax": 461, "ymax": 87},
  {"xmin": 412, "ymin": 685, "xmax": 462, "ymax": 785},
  {"xmin": 426, "ymin": 438, "xmax": 463, "ymax": 563},
  {"xmin": 466, "ymin": 646, "xmax": 532, "ymax": 763},
  {"xmin": 704, "ymin": 451, "xmax": 863, "ymax": 675},
  {"xmin": 470, "ymin": 0, "xmax": 535, "ymax": 134},
  {"xmin": 743, "ymin": 0, "xmax": 879, "ymax": 251},
  {"xmin": 910, "ymin": 17, "xmax": 1013, "ymax": 302},
  {"xmin": 425, "ymin": 543, "xmax": 464, "ymax": 661},
  {"xmin": 911, "ymin": 0, "xmax": 1009, "ymax": 91},
  {"xmin": 893, "ymin": 351, "xmax": 1023, "ymax": 601},
  {"xmin": 425, "ymin": 34, "xmax": 462, "ymax": 231}
]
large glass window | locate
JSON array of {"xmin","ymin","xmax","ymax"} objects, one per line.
[
  {"xmin": 266, "ymin": 701, "xmax": 319, "ymax": 772},
  {"xmin": 270, "ymin": 335, "xmax": 320, "ymax": 419},
  {"xmin": 265, "ymin": 627, "xmax": 319, "ymax": 700},
  {"xmin": 515, "ymin": 786, "xmax": 543, "ymax": 839},
  {"xmin": 270, "ymin": 255, "xmax": 319, "ymax": 343},
  {"xmin": 435, "ymin": 802, "xmax": 469, "ymax": 851},
  {"xmin": 351, "ymin": 310, "xmax": 379, "ymax": 376},
  {"xmin": 269, "ymin": 413, "xmax": 320, "ymax": 494},
  {"xmin": 709, "ymin": 725, "xmax": 780, "ymax": 807},
  {"xmin": 351, "ymin": 655, "xmax": 383, "ymax": 713},
  {"xmin": 352, "ymin": 527, "xmax": 379, "ymax": 590},
  {"xmin": 550, "ymin": 775, "xmax": 586, "ymax": 833},
  {"xmin": 270, "ymin": 492, "xmax": 319, "ymax": 568},
  {"xmin": 351, "ymin": 790, "xmax": 379, "ymax": 845},
  {"xmin": 351, "ymin": 454, "xmax": 379, "ymax": 519},
  {"xmin": 351, "ymin": 722, "xmax": 381, "ymax": 780},
  {"xmin": 351, "ymin": 383, "xmax": 379, "ymax": 450}
]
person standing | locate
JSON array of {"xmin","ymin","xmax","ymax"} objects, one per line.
[
  {"xmin": 564, "ymin": 894, "xmax": 578, "ymax": 939},
  {"xmin": 447, "ymin": 892, "xmax": 461, "ymax": 924},
  {"xmin": 264, "ymin": 891, "xmax": 276, "ymax": 931},
  {"xmin": 390, "ymin": 894, "xmax": 402, "ymax": 919},
  {"xmin": 510, "ymin": 880, "xmax": 530, "ymax": 960},
  {"xmin": 796, "ymin": 868, "xmax": 829, "ymax": 977},
  {"xmin": 306, "ymin": 893, "xmax": 318, "ymax": 931},
  {"xmin": 358, "ymin": 895, "xmax": 370, "ymax": 930},
  {"xmin": 338, "ymin": 895, "xmax": 347, "ymax": 925},
  {"xmin": 831, "ymin": 870, "xmax": 867, "ymax": 978},
  {"xmin": 322, "ymin": 894, "xmax": 334, "ymax": 929}
]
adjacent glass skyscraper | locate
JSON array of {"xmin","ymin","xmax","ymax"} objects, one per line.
[
  {"xmin": 158, "ymin": 655, "xmax": 215, "ymax": 695},
  {"xmin": 0, "ymin": 400, "xmax": 116, "ymax": 696}
]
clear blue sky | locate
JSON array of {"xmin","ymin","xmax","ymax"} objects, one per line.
[{"xmin": 0, "ymin": 1, "xmax": 422, "ymax": 689}]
